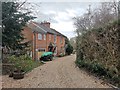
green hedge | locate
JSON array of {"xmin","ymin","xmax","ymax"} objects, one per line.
[
  {"xmin": 76, "ymin": 59, "xmax": 120, "ymax": 87},
  {"xmin": 76, "ymin": 20, "xmax": 120, "ymax": 87}
]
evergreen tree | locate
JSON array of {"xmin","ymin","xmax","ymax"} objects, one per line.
[
  {"xmin": 66, "ymin": 43, "xmax": 73, "ymax": 55},
  {"xmin": 2, "ymin": 2, "xmax": 35, "ymax": 50}
]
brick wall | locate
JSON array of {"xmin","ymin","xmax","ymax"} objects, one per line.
[{"xmin": 22, "ymin": 27, "xmax": 33, "ymax": 42}]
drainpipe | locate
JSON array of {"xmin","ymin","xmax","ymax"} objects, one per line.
[
  {"xmin": 46, "ymin": 34, "xmax": 47, "ymax": 52},
  {"xmin": 33, "ymin": 31, "xmax": 36, "ymax": 61}
]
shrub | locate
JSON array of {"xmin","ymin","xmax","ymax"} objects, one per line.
[
  {"xmin": 76, "ymin": 20, "xmax": 120, "ymax": 87},
  {"xmin": 76, "ymin": 59, "xmax": 107, "ymax": 75},
  {"xmin": 76, "ymin": 58, "xmax": 120, "ymax": 87},
  {"xmin": 58, "ymin": 53, "xmax": 65, "ymax": 57},
  {"xmin": 8, "ymin": 55, "xmax": 42, "ymax": 73},
  {"xmin": 65, "ymin": 43, "xmax": 73, "ymax": 55}
]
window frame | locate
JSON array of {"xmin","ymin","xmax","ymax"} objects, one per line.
[
  {"xmin": 60, "ymin": 36, "xmax": 63, "ymax": 44},
  {"xmin": 38, "ymin": 48, "xmax": 46, "ymax": 52},
  {"xmin": 49, "ymin": 34, "xmax": 51, "ymax": 41},
  {"xmin": 38, "ymin": 33, "xmax": 42, "ymax": 40},
  {"xmin": 44, "ymin": 34, "xmax": 46, "ymax": 40}
]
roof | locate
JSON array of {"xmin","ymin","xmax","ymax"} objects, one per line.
[
  {"xmin": 50, "ymin": 28, "xmax": 67, "ymax": 38},
  {"xmin": 27, "ymin": 22, "xmax": 67, "ymax": 38},
  {"xmin": 27, "ymin": 22, "xmax": 47, "ymax": 34},
  {"xmin": 37, "ymin": 24, "xmax": 58, "ymax": 35}
]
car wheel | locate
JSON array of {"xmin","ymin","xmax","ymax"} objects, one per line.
[{"xmin": 49, "ymin": 56, "xmax": 53, "ymax": 61}]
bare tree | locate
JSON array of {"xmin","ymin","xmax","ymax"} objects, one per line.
[
  {"xmin": 92, "ymin": 2, "xmax": 118, "ymax": 28},
  {"xmin": 74, "ymin": 2, "xmax": 118, "ymax": 35},
  {"xmin": 74, "ymin": 5, "xmax": 94, "ymax": 35}
]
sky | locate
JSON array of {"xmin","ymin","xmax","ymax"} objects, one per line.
[
  {"xmin": 22, "ymin": 0, "xmax": 118, "ymax": 39},
  {"xmin": 34, "ymin": 2, "xmax": 93, "ymax": 39}
]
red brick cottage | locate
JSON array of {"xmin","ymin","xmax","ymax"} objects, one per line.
[{"xmin": 22, "ymin": 22, "xmax": 67, "ymax": 60}]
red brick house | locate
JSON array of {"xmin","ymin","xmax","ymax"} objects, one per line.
[{"xmin": 22, "ymin": 21, "xmax": 67, "ymax": 60}]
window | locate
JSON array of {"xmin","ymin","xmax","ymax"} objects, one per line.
[
  {"xmin": 44, "ymin": 34, "xmax": 46, "ymax": 40},
  {"xmin": 60, "ymin": 36, "xmax": 63, "ymax": 44},
  {"xmin": 54, "ymin": 35, "xmax": 57, "ymax": 43},
  {"xmin": 54, "ymin": 47, "xmax": 57, "ymax": 55},
  {"xmin": 49, "ymin": 34, "xmax": 51, "ymax": 40},
  {"xmin": 38, "ymin": 48, "xmax": 46, "ymax": 52},
  {"xmin": 38, "ymin": 33, "xmax": 42, "ymax": 40}
]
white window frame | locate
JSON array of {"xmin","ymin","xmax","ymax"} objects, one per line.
[
  {"xmin": 49, "ymin": 34, "xmax": 51, "ymax": 40},
  {"xmin": 38, "ymin": 33, "xmax": 42, "ymax": 40},
  {"xmin": 54, "ymin": 47, "xmax": 57, "ymax": 55},
  {"xmin": 60, "ymin": 36, "xmax": 63, "ymax": 44},
  {"xmin": 44, "ymin": 34, "xmax": 46, "ymax": 40}
]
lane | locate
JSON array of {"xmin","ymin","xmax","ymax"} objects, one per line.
[{"xmin": 2, "ymin": 54, "xmax": 111, "ymax": 88}]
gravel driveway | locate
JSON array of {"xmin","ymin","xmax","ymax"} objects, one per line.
[{"xmin": 2, "ymin": 54, "xmax": 111, "ymax": 88}]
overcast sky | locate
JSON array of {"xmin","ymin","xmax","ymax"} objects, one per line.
[{"xmin": 23, "ymin": 0, "xmax": 118, "ymax": 39}]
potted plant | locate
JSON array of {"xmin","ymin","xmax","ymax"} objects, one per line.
[
  {"xmin": 12, "ymin": 66, "xmax": 25, "ymax": 79},
  {"xmin": 8, "ymin": 55, "xmax": 25, "ymax": 79},
  {"xmin": 9, "ymin": 65, "xmax": 25, "ymax": 79}
]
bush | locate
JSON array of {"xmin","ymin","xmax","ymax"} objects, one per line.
[
  {"xmin": 65, "ymin": 43, "xmax": 73, "ymax": 55},
  {"xmin": 76, "ymin": 20, "xmax": 120, "ymax": 87},
  {"xmin": 58, "ymin": 53, "xmax": 65, "ymax": 57},
  {"xmin": 8, "ymin": 55, "xmax": 42, "ymax": 73},
  {"xmin": 76, "ymin": 59, "xmax": 120, "ymax": 87},
  {"xmin": 76, "ymin": 59, "xmax": 106, "ymax": 75}
]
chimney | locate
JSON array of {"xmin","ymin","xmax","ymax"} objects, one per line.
[{"xmin": 41, "ymin": 22, "xmax": 50, "ymax": 28}]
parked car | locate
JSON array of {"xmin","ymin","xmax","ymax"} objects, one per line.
[{"xmin": 40, "ymin": 52, "xmax": 53, "ymax": 61}]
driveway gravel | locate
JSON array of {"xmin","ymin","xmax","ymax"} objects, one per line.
[{"xmin": 2, "ymin": 54, "xmax": 111, "ymax": 88}]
